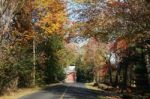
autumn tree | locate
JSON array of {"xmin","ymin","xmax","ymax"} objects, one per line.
[
  {"xmin": 0, "ymin": 0, "xmax": 25, "ymax": 42},
  {"xmin": 0, "ymin": 0, "xmax": 33, "ymax": 94},
  {"xmin": 73, "ymin": 0, "xmax": 150, "ymax": 89},
  {"xmin": 73, "ymin": 0, "xmax": 150, "ymax": 41},
  {"xmin": 0, "ymin": 0, "xmax": 68, "ymax": 94}
]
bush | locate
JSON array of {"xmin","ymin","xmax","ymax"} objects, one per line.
[
  {"xmin": 0, "ymin": 58, "xmax": 18, "ymax": 95},
  {"xmin": 0, "ymin": 46, "xmax": 34, "ymax": 94},
  {"xmin": 17, "ymin": 58, "xmax": 33, "ymax": 88}
]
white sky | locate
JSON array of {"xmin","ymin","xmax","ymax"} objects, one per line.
[
  {"xmin": 66, "ymin": 0, "xmax": 89, "ymax": 48},
  {"xmin": 67, "ymin": 0, "xmax": 84, "ymax": 21}
]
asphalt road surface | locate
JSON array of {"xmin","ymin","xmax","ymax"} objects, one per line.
[{"xmin": 20, "ymin": 83, "xmax": 116, "ymax": 99}]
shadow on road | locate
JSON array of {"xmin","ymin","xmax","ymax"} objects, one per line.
[
  {"xmin": 20, "ymin": 83, "xmax": 120, "ymax": 99},
  {"xmin": 42, "ymin": 83, "xmax": 119, "ymax": 99}
]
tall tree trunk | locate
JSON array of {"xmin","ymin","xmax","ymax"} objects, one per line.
[
  {"xmin": 123, "ymin": 64, "xmax": 128, "ymax": 90},
  {"xmin": 115, "ymin": 63, "xmax": 121, "ymax": 86},
  {"xmin": 108, "ymin": 53, "xmax": 112, "ymax": 84},
  {"xmin": 145, "ymin": 48, "xmax": 150, "ymax": 86},
  {"xmin": 31, "ymin": 38, "xmax": 36, "ymax": 87}
]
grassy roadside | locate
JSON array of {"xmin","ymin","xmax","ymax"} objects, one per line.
[
  {"xmin": 85, "ymin": 83, "xmax": 108, "ymax": 99},
  {"xmin": 0, "ymin": 83, "xmax": 62, "ymax": 99},
  {"xmin": 0, "ymin": 87, "xmax": 40, "ymax": 99},
  {"xmin": 85, "ymin": 82, "xmax": 121, "ymax": 99},
  {"xmin": 85, "ymin": 82, "xmax": 102, "ymax": 91}
]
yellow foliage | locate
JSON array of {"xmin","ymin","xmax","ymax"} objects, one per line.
[
  {"xmin": 33, "ymin": 0, "xmax": 67, "ymax": 36},
  {"xmin": 10, "ymin": 0, "xmax": 67, "ymax": 46}
]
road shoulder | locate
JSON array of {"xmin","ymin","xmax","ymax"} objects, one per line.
[{"xmin": 0, "ymin": 83, "xmax": 62, "ymax": 99}]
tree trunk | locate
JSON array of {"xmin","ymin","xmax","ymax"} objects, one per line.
[
  {"xmin": 108, "ymin": 53, "xmax": 112, "ymax": 84},
  {"xmin": 31, "ymin": 38, "xmax": 36, "ymax": 87},
  {"xmin": 123, "ymin": 64, "xmax": 128, "ymax": 90},
  {"xmin": 115, "ymin": 63, "xmax": 121, "ymax": 86},
  {"xmin": 145, "ymin": 51, "xmax": 150, "ymax": 86}
]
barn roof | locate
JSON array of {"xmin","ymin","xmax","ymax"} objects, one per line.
[{"xmin": 64, "ymin": 66, "xmax": 76, "ymax": 74}]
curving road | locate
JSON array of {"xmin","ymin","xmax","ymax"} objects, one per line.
[{"xmin": 20, "ymin": 83, "xmax": 116, "ymax": 99}]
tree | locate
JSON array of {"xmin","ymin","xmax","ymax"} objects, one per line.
[
  {"xmin": 73, "ymin": 0, "xmax": 150, "ymax": 41},
  {"xmin": 37, "ymin": 34, "xmax": 66, "ymax": 83},
  {"xmin": 0, "ymin": 0, "xmax": 25, "ymax": 41},
  {"xmin": 57, "ymin": 42, "xmax": 79, "ymax": 67},
  {"xmin": 12, "ymin": 0, "xmax": 68, "ymax": 85},
  {"xmin": 32, "ymin": 0, "xmax": 67, "ymax": 36},
  {"xmin": 0, "ymin": 0, "xmax": 68, "ymax": 94},
  {"xmin": 72, "ymin": 0, "xmax": 150, "ymax": 89}
]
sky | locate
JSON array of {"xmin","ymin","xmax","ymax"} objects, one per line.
[
  {"xmin": 67, "ymin": 0, "xmax": 83, "ymax": 21},
  {"xmin": 66, "ymin": 0, "xmax": 89, "ymax": 47}
]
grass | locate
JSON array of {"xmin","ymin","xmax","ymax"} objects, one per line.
[
  {"xmin": 0, "ymin": 87, "xmax": 40, "ymax": 99},
  {"xmin": 85, "ymin": 82, "xmax": 102, "ymax": 91},
  {"xmin": 85, "ymin": 82, "xmax": 121, "ymax": 99},
  {"xmin": 0, "ymin": 83, "xmax": 62, "ymax": 99},
  {"xmin": 98, "ymin": 96, "xmax": 108, "ymax": 99}
]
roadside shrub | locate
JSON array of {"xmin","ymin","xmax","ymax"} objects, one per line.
[{"xmin": 0, "ymin": 58, "xmax": 18, "ymax": 95}]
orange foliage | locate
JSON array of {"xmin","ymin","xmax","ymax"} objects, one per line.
[
  {"xmin": 108, "ymin": 38, "xmax": 127, "ymax": 52},
  {"xmin": 99, "ymin": 64, "xmax": 109, "ymax": 77},
  {"xmin": 108, "ymin": 1, "xmax": 128, "ymax": 7},
  {"xmin": 116, "ymin": 38, "xmax": 127, "ymax": 50},
  {"xmin": 11, "ymin": 0, "xmax": 67, "ymax": 46}
]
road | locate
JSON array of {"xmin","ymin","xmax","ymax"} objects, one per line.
[{"xmin": 20, "ymin": 83, "xmax": 116, "ymax": 99}]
